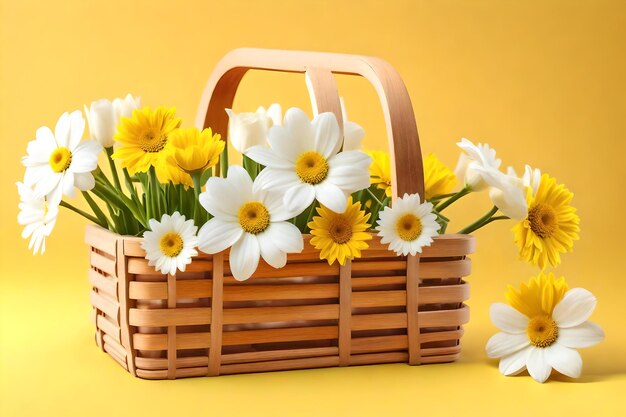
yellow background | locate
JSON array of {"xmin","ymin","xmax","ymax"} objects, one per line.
[{"xmin": 1, "ymin": 0, "xmax": 625, "ymax": 415}]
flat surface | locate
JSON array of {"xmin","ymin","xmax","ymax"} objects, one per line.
[{"xmin": 2, "ymin": 0, "xmax": 625, "ymax": 416}]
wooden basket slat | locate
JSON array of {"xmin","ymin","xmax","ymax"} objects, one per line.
[
  {"xmin": 86, "ymin": 226, "xmax": 117, "ymax": 256},
  {"xmin": 349, "ymin": 352, "xmax": 408, "ymax": 365},
  {"xmin": 219, "ymin": 356, "xmax": 341, "ymax": 375},
  {"xmin": 129, "ymin": 280, "xmax": 212, "ymax": 300},
  {"xmin": 96, "ymin": 315, "xmax": 121, "ymax": 343},
  {"xmin": 104, "ymin": 344, "xmax": 128, "ymax": 370},
  {"xmin": 135, "ymin": 356, "xmax": 209, "ymax": 370},
  {"xmin": 128, "ymin": 307, "xmax": 212, "ymax": 327},
  {"xmin": 223, "ymin": 283, "xmax": 338, "ymax": 301},
  {"xmin": 90, "ymin": 251, "xmax": 117, "ymax": 277},
  {"xmin": 222, "ymin": 305, "xmax": 339, "ymax": 325},
  {"xmin": 133, "ymin": 332, "xmax": 211, "ymax": 350},
  {"xmin": 88, "ymin": 269, "xmax": 118, "ymax": 298},
  {"xmin": 351, "ymin": 335, "xmax": 407, "ymax": 354},
  {"xmin": 222, "ymin": 325, "xmax": 338, "ymax": 346},
  {"xmin": 136, "ymin": 367, "xmax": 209, "ymax": 380},
  {"xmin": 221, "ymin": 347, "xmax": 339, "ymax": 365},
  {"xmin": 90, "ymin": 291, "xmax": 119, "ymax": 323}
]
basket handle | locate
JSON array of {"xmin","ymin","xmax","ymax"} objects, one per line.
[{"xmin": 195, "ymin": 48, "xmax": 424, "ymax": 200}]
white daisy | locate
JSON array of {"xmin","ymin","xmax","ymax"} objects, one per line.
[
  {"xmin": 141, "ymin": 212, "xmax": 199, "ymax": 275},
  {"xmin": 225, "ymin": 104, "xmax": 282, "ymax": 154},
  {"xmin": 486, "ymin": 283, "xmax": 604, "ymax": 383},
  {"xmin": 197, "ymin": 165, "xmax": 304, "ymax": 281},
  {"xmin": 455, "ymin": 137, "xmax": 502, "ymax": 191},
  {"xmin": 16, "ymin": 182, "xmax": 58, "ymax": 255},
  {"xmin": 247, "ymin": 107, "xmax": 371, "ymax": 214},
  {"xmin": 375, "ymin": 193, "xmax": 440, "ymax": 256},
  {"xmin": 21, "ymin": 111, "xmax": 103, "ymax": 204}
]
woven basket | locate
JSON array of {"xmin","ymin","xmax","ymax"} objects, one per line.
[{"xmin": 85, "ymin": 48, "xmax": 476, "ymax": 379}]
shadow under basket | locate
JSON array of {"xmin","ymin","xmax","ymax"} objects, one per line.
[{"xmin": 86, "ymin": 224, "xmax": 475, "ymax": 380}]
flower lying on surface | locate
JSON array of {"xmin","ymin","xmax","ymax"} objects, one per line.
[
  {"xmin": 248, "ymin": 108, "xmax": 371, "ymax": 214},
  {"xmin": 197, "ymin": 165, "xmax": 303, "ymax": 281},
  {"xmin": 308, "ymin": 197, "xmax": 372, "ymax": 265},
  {"xmin": 376, "ymin": 193, "xmax": 440, "ymax": 256},
  {"xmin": 423, "ymin": 153, "xmax": 457, "ymax": 201},
  {"xmin": 455, "ymin": 138, "xmax": 501, "ymax": 191},
  {"xmin": 513, "ymin": 173, "xmax": 579, "ymax": 269},
  {"xmin": 21, "ymin": 111, "xmax": 102, "ymax": 204},
  {"xmin": 142, "ymin": 212, "xmax": 198, "ymax": 275},
  {"xmin": 486, "ymin": 273, "xmax": 603, "ymax": 383},
  {"xmin": 225, "ymin": 104, "xmax": 281, "ymax": 154},
  {"xmin": 17, "ymin": 182, "xmax": 58, "ymax": 255},
  {"xmin": 112, "ymin": 106, "xmax": 181, "ymax": 175}
]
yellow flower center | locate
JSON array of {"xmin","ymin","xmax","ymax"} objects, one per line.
[
  {"xmin": 159, "ymin": 232, "xmax": 184, "ymax": 257},
  {"xmin": 395, "ymin": 213, "xmax": 423, "ymax": 241},
  {"xmin": 49, "ymin": 147, "xmax": 72, "ymax": 172},
  {"xmin": 528, "ymin": 203, "xmax": 558, "ymax": 238},
  {"xmin": 527, "ymin": 315, "xmax": 559, "ymax": 348},
  {"xmin": 295, "ymin": 151, "xmax": 329, "ymax": 185},
  {"xmin": 238, "ymin": 201, "xmax": 270, "ymax": 234},
  {"xmin": 139, "ymin": 128, "xmax": 168, "ymax": 153},
  {"xmin": 328, "ymin": 216, "xmax": 353, "ymax": 244}
]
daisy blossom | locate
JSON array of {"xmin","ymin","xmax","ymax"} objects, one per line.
[
  {"xmin": 21, "ymin": 111, "xmax": 103, "ymax": 204},
  {"xmin": 247, "ymin": 108, "xmax": 371, "ymax": 214},
  {"xmin": 486, "ymin": 273, "xmax": 604, "ymax": 383},
  {"xmin": 197, "ymin": 165, "xmax": 304, "ymax": 281},
  {"xmin": 17, "ymin": 182, "xmax": 58, "ymax": 255},
  {"xmin": 376, "ymin": 193, "xmax": 440, "ymax": 256},
  {"xmin": 141, "ymin": 212, "xmax": 198, "ymax": 275}
]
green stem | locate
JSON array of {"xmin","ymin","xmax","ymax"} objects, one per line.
[
  {"xmin": 81, "ymin": 191, "xmax": 111, "ymax": 229},
  {"xmin": 436, "ymin": 186, "xmax": 471, "ymax": 212},
  {"xmin": 148, "ymin": 166, "xmax": 161, "ymax": 219},
  {"xmin": 457, "ymin": 206, "xmax": 499, "ymax": 234},
  {"xmin": 60, "ymin": 200, "xmax": 102, "ymax": 225},
  {"xmin": 366, "ymin": 187, "xmax": 385, "ymax": 207},
  {"xmin": 220, "ymin": 145, "xmax": 229, "ymax": 178},
  {"xmin": 192, "ymin": 173, "xmax": 203, "ymax": 226},
  {"xmin": 105, "ymin": 147, "xmax": 122, "ymax": 192},
  {"xmin": 428, "ymin": 192, "xmax": 457, "ymax": 202}
]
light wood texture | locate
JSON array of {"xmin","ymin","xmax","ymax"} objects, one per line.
[{"xmin": 85, "ymin": 48, "xmax": 477, "ymax": 379}]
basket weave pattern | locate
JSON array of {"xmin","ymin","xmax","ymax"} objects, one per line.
[{"xmin": 86, "ymin": 48, "xmax": 476, "ymax": 379}]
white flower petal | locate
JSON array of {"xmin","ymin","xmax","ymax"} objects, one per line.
[
  {"xmin": 553, "ymin": 288, "xmax": 597, "ymax": 328},
  {"xmin": 284, "ymin": 183, "xmax": 315, "ymax": 215},
  {"xmin": 257, "ymin": 232, "xmax": 287, "ymax": 269},
  {"xmin": 343, "ymin": 121, "xmax": 364, "ymax": 151},
  {"xmin": 246, "ymin": 146, "xmax": 293, "ymax": 169},
  {"xmin": 546, "ymin": 343, "xmax": 582, "ymax": 378},
  {"xmin": 260, "ymin": 188, "xmax": 298, "ymax": 221},
  {"xmin": 526, "ymin": 347, "xmax": 552, "ymax": 383},
  {"xmin": 253, "ymin": 167, "xmax": 300, "ymax": 193},
  {"xmin": 265, "ymin": 221, "xmax": 304, "ymax": 254},
  {"xmin": 229, "ymin": 233, "xmax": 260, "ymax": 281},
  {"xmin": 70, "ymin": 140, "xmax": 102, "ymax": 173},
  {"xmin": 267, "ymin": 124, "xmax": 305, "ymax": 162},
  {"xmin": 74, "ymin": 172, "xmax": 95, "ymax": 191},
  {"xmin": 312, "ymin": 112, "xmax": 342, "ymax": 158},
  {"xmin": 54, "ymin": 112, "xmax": 71, "ymax": 148},
  {"xmin": 68, "ymin": 110, "xmax": 85, "ymax": 150},
  {"xmin": 485, "ymin": 332, "xmax": 530, "ymax": 358},
  {"xmin": 197, "ymin": 219, "xmax": 243, "ymax": 254},
  {"xmin": 499, "ymin": 347, "xmax": 530, "ymax": 376},
  {"xmin": 314, "ymin": 182, "xmax": 348, "ymax": 213},
  {"xmin": 283, "ymin": 107, "xmax": 314, "ymax": 150},
  {"xmin": 225, "ymin": 165, "xmax": 253, "ymax": 200},
  {"xmin": 558, "ymin": 321, "xmax": 604, "ymax": 348},
  {"xmin": 490, "ymin": 303, "xmax": 528, "ymax": 333},
  {"xmin": 200, "ymin": 178, "xmax": 240, "ymax": 220}
]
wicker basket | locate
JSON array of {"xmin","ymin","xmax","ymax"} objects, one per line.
[{"xmin": 85, "ymin": 48, "xmax": 476, "ymax": 379}]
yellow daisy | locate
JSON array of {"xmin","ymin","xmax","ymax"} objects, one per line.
[
  {"xmin": 366, "ymin": 150, "xmax": 392, "ymax": 198},
  {"xmin": 308, "ymin": 197, "xmax": 372, "ymax": 265},
  {"xmin": 513, "ymin": 173, "xmax": 580, "ymax": 269},
  {"xmin": 111, "ymin": 106, "xmax": 181, "ymax": 174},
  {"xmin": 423, "ymin": 153, "xmax": 456, "ymax": 201}
]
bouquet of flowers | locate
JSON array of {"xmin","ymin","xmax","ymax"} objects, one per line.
[{"xmin": 18, "ymin": 94, "xmax": 582, "ymax": 281}]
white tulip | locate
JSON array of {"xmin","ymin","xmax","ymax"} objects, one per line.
[
  {"xmin": 84, "ymin": 99, "xmax": 116, "ymax": 148},
  {"xmin": 112, "ymin": 93, "xmax": 141, "ymax": 127},
  {"xmin": 339, "ymin": 97, "xmax": 365, "ymax": 151},
  {"xmin": 455, "ymin": 138, "xmax": 502, "ymax": 191},
  {"xmin": 473, "ymin": 166, "xmax": 528, "ymax": 220},
  {"xmin": 522, "ymin": 164, "xmax": 541, "ymax": 197},
  {"xmin": 226, "ymin": 104, "xmax": 282, "ymax": 154}
]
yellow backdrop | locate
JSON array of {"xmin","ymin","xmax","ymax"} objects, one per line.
[{"xmin": 1, "ymin": 0, "xmax": 625, "ymax": 416}]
